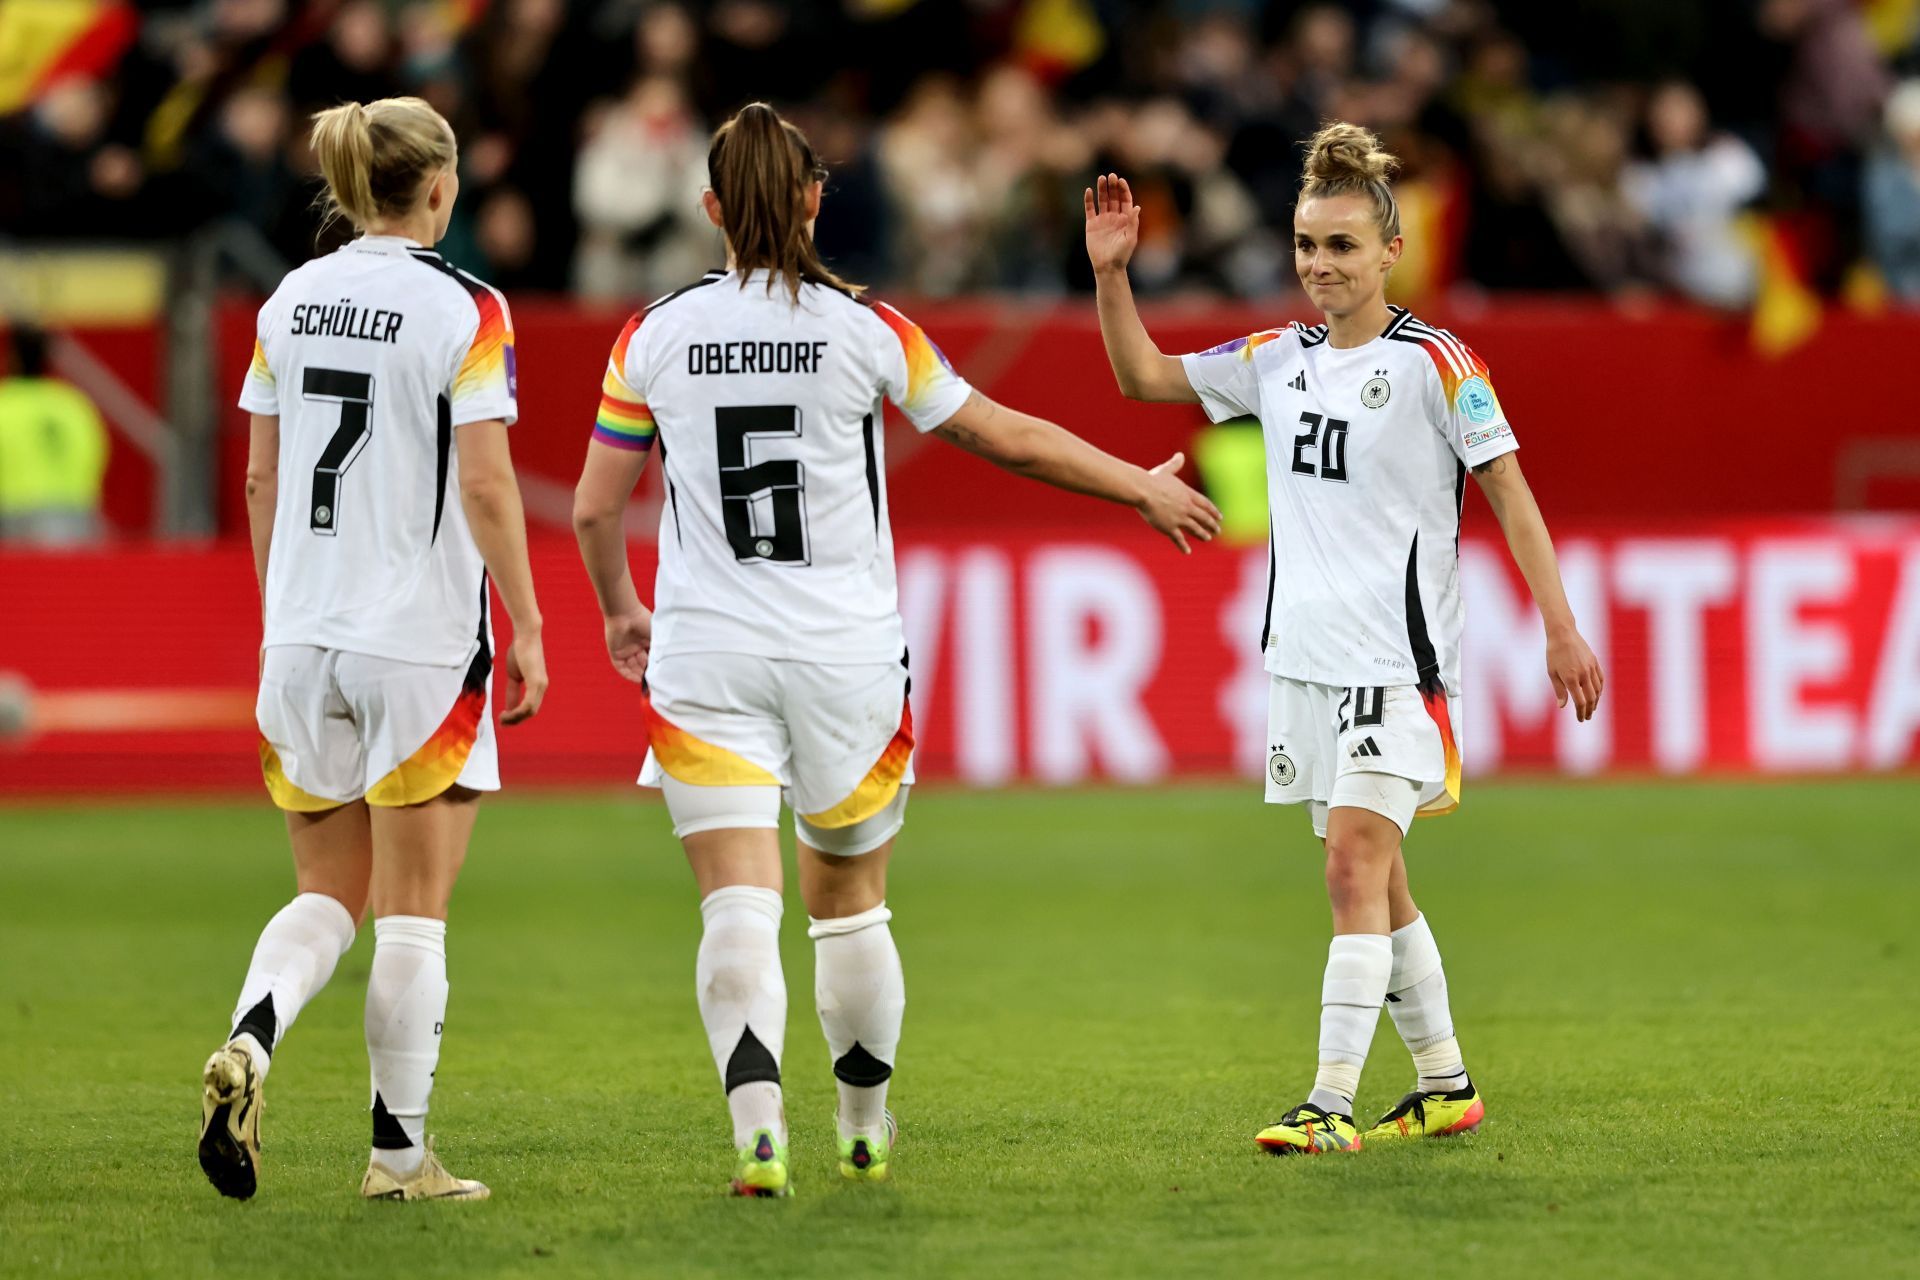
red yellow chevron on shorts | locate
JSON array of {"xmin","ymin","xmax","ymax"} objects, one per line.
[
  {"xmin": 259, "ymin": 740, "xmax": 340, "ymax": 812},
  {"xmin": 366, "ymin": 675, "xmax": 487, "ymax": 807},
  {"xmin": 1416, "ymin": 687, "xmax": 1462, "ymax": 818},
  {"xmin": 639, "ymin": 686, "xmax": 779, "ymax": 786},
  {"xmin": 801, "ymin": 700, "xmax": 915, "ymax": 830}
]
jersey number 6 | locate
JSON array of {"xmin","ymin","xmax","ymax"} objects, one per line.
[
  {"xmin": 716, "ymin": 405, "xmax": 811, "ymax": 565},
  {"xmin": 303, "ymin": 367, "xmax": 374, "ymax": 536},
  {"xmin": 1290, "ymin": 411, "xmax": 1349, "ymax": 484}
]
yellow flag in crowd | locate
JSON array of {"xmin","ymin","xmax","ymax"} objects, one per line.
[
  {"xmin": 0, "ymin": 0, "xmax": 135, "ymax": 114},
  {"xmin": 1743, "ymin": 213, "xmax": 1823, "ymax": 359}
]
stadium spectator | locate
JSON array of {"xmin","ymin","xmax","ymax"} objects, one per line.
[
  {"xmin": 573, "ymin": 76, "xmax": 716, "ymax": 301},
  {"xmin": 1624, "ymin": 81, "xmax": 1767, "ymax": 307},
  {"xmin": 4, "ymin": 0, "xmax": 1918, "ymax": 306},
  {"xmin": 0, "ymin": 328, "xmax": 110, "ymax": 547},
  {"xmin": 1864, "ymin": 79, "xmax": 1920, "ymax": 300}
]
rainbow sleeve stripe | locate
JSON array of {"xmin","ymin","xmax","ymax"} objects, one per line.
[
  {"xmin": 592, "ymin": 314, "xmax": 655, "ymax": 451},
  {"xmin": 452, "ymin": 286, "xmax": 516, "ymax": 406},
  {"xmin": 873, "ymin": 302, "xmax": 963, "ymax": 419},
  {"xmin": 249, "ymin": 339, "xmax": 274, "ymax": 387},
  {"xmin": 1196, "ymin": 328, "xmax": 1286, "ymax": 362}
]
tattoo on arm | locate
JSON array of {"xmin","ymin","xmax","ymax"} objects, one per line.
[{"xmin": 1472, "ymin": 454, "xmax": 1511, "ymax": 476}]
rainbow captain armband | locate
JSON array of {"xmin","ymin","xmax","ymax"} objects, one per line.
[{"xmin": 593, "ymin": 389, "xmax": 655, "ymax": 451}]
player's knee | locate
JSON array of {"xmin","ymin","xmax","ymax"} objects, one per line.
[{"xmin": 1323, "ymin": 832, "xmax": 1393, "ymax": 907}]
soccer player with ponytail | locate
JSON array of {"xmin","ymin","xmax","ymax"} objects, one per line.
[
  {"xmin": 199, "ymin": 96, "xmax": 545, "ymax": 1202},
  {"xmin": 1086, "ymin": 123, "xmax": 1604, "ymax": 1153},
  {"xmin": 573, "ymin": 102, "xmax": 1220, "ymax": 1197}
]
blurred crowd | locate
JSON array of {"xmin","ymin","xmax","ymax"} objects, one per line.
[{"xmin": 5, "ymin": 0, "xmax": 1920, "ymax": 307}]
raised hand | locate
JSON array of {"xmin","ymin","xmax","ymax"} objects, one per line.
[
  {"xmin": 1084, "ymin": 172, "xmax": 1141, "ymax": 275},
  {"xmin": 1137, "ymin": 452, "xmax": 1223, "ymax": 554}
]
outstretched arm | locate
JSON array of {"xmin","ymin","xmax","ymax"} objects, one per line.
[
  {"xmin": 1084, "ymin": 174, "xmax": 1200, "ymax": 404},
  {"xmin": 1472, "ymin": 453, "xmax": 1604, "ymax": 721},
  {"xmin": 934, "ymin": 391, "xmax": 1221, "ymax": 553},
  {"xmin": 572, "ymin": 440, "xmax": 653, "ymax": 684}
]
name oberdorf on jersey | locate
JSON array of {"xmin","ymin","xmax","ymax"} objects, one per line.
[{"xmin": 592, "ymin": 268, "xmax": 972, "ymax": 665}]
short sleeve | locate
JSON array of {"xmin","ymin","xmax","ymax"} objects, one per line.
[
  {"xmin": 591, "ymin": 313, "xmax": 655, "ymax": 451},
  {"xmin": 237, "ymin": 299, "xmax": 279, "ymax": 414},
  {"xmin": 449, "ymin": 282, "xmax": 518, "ymax": 427},
  {"xmin": 870, "ymin": 301, "xmax": 973, "ymax": 433},
  {"xmin": 1428, "ymin": 339, "xmax": 1518, "ymax": 468},
  {"xmin": 1179, "ymin": 330, "xmax": 1282, "ymax": 423}
]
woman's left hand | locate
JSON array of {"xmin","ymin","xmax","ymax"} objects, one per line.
[{"xmin": 604, "ymin": 605, "xmax": 653, "ymax": 685}]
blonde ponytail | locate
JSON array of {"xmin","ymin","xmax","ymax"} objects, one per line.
[
  {"xmin": 1299, "ymin": 121, "xmax": 1401, "ymax": 239},
  {"xmin": 309, "ymin": 97, "xmax": 457, "ymax": 233}
]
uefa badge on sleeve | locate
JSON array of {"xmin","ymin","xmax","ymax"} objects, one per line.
[{"xmin": 1361, "ymin": 373, "xmax": 1390, "ymax": 409}]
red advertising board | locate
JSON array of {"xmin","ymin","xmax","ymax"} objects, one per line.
[{"xmin": 4, "ymin": 518, "xmax": 1916, "ymax": 797}]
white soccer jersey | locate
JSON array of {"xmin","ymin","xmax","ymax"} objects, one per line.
[
  {"xmin": 1182, "ymin": 306, "xmax": 1519, "ymax": 695},
  {"xmin": 238, "ymin": 235, "xmax": 517, "ymax": 667},
  {"xmin": 592, "ymin": 268, "xmax": 972, "ymax": 664}
]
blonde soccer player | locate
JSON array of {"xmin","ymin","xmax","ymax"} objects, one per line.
[
  {"xmin": 1085, "ymin": 123, "xmax": 1605, "ymax": 1153},
  {"xmin": 573, "ymin": 102, "xmax": 1220, "ymax": 1197},
  {"xmin": 198, "ymin": 96, "xmax": 547, "ymax": 1202}
]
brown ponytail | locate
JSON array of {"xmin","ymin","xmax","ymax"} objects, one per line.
[
  {"xmin": 310, "ymin": 96, "xmax": 457, "ymax": 232},
  {"xmin": 1299, "ymin": 120, "xmax": 1401, "ymax": 240},
  {"xmin": 707, "ymin": 102, "xmax": 861, "ymax": 301}
]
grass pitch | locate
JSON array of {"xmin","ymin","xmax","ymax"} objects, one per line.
[{"xmin": 2, "ymin": 780, "xmax": 1916, "ymax": 1278}]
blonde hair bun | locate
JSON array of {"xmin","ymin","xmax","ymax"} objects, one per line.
[
  {"xmin": 1304, "ymin": 121, "xmax": 1400, "ymax": 184},
  {"xmin": 1298, "ymin": 120, "xmax": 1402, "ymax": 239}
]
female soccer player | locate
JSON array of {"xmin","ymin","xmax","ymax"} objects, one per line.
[
  {"xmin": 199, "ymin": 96, "xmax": 547, "ymax": 1202},
  {"xmin": 573, "ymin": 102, "xmax": 1220, "ymax": 1197},
  {"xmin": 1085, "ymin": 123, "xmax": 1604, "ymax": 1153}
]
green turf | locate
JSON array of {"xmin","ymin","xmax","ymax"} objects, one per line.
[{"xmin": 2, "ymin": 780, "xmax": 1916, "ymax": 1278}]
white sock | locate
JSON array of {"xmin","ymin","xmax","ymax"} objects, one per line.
[
  {"xmin": 1387, "ymin": 914, "xmax": 1470, "ymax": 1093},
  {"xmin": 1308, "ymin": 933, "xmax": 1392, "ymax": 1117},
  {"xmin": 365, "ymin": 915, "xmax": 447, "ymax": 1177},
  {"xmin": 696, "ymin": 886, "xmax": 787, "ymax": 1147},
  {"xmin": 809, "ymin": 903, "xmax": 905, "ymax": 1141},
  {"xmin": 227, "ymin": 892, "xmax": 357, "ymax": 1079}
]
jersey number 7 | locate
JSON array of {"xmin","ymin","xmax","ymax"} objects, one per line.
[
  {"xmin": 303, "ymin": 367, "xmax": 374, "ymax": 536},
  {"xmin": 716, "ymin": 405, "xmax": 811, "ymax": 565}
]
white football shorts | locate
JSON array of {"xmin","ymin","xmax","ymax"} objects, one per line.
[
  {"xmin": 638, "ymin": 651, "xmax": 914, "ymax": 839},
  {"xmin": 256, "ymin": 643, "xmax": 497, "ymax": 811},
  {"xmin": 1263, "ymin": 676, "xmax": 1462, "ymax": 837}
]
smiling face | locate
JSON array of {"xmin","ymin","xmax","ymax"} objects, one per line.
[{"xmin": 1293, "ymin": 193, "xmax": 1401, "ymax": 318}]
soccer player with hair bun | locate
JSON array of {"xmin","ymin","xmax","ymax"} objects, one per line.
[
  {"xmin": 1086, "ymin": 121, "xmax": 1605, "ymax": 1154},
  {"xmin": 573, "ymin": 101, "xmax": 1220, "ymax": 1198},
  {"xmin": 201, "ymin": 95, "xmax": 546, "ymax": 1203}
]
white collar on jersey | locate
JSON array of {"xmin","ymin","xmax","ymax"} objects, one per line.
[{"xmin": 346, "ymin": 234, "xmax": 436, "ymax": 256}]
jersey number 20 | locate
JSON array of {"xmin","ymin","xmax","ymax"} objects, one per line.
[
  {"xmin": 303, "ymin": 367, "xmax": 374, "ymax": 536},
  {"xmin": 1291, "ymin": 412, "xmax": 1349, "ymax": 484},
  {"xmin": 716, "ymin": 405, "xmax": 810, "ymax": 565}
]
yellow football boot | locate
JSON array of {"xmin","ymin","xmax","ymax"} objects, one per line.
[
  {"xmin": 198, "ymin": 1042, "xmax": 264, "ymax": 1199},
  {"xmin": 731, "ymin": 1128, "xmax": 793, "ymax": 1198},
  {"xmin": 1255, "ymin": 1102, "xmax": 1363, "ymax": 1155},
  {"xmin": 360, "ymin": 1138, "xmax": 491, "ymax": 1201},
  {"xmin": 1363, "ymin": 1083, "xmax": 1485, "ymax": 1142}
]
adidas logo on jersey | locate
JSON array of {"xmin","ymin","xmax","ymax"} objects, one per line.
[
  {"xmin": 1349, "ymin": 737, "xmax": 1382, "ymax": 760},
  {"xmin": 1288, "ymin": 371, "xmax": 1307, "ymax": 392}
]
